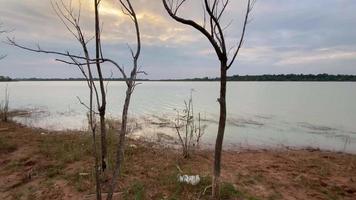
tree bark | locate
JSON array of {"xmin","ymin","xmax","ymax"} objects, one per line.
[
  {"xmin": 106, "ymin": 84, "xmax": 133, "ymax": 200},
  {"xmin": 99, "ymin": 111, "xmax": 107, "ymax": 171},
  {"xmin": 212, "ymin": 60, "xmax": 227, "ymax": 199},
  {"xmin": 106, "ymin": 1, "xmax": 140, "ymax": 199},
  {"xmin": 94, "ymin": 0, "xmax": 108, "ymax": 172}
]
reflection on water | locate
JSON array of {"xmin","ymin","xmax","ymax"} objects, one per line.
[{"xmin": 1, "ymin": 81, "xmax": 356, "ymax": 153}]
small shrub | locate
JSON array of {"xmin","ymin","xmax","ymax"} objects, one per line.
[{"xmin": 173, "ymin": 90, "xmax": 207, "ymax": 158}]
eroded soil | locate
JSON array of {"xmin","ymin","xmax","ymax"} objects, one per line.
[{"xmin": 0, "ymin": 121, "xmax": 355, "ymax": 200}]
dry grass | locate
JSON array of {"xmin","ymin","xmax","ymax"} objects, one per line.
[{"xmin": 0, "ymin": 120, "xmax": 355, "ymax": 200}]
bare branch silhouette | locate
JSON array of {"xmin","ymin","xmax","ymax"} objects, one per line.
[
  {"xmin": 0, "ymin": 23, "xmax": 8, "ymax": 60},
  {"xmin": 106, "ymin": 0, "xmax": 142, "ymax": 199},
  {"xmin": 162, "ymin": 0, "xmax": 255, "ymax": 198}
]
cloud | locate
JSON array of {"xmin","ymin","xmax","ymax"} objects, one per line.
[
  {"xmin": 0, "ymin": 0, "xmax": 356, "ymax": 79},
  {"xmin": 276, "ymin": 48, "xmax": 356, "ymax": 66}
]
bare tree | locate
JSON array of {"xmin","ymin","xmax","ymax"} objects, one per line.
[
  {"xmin": 53, "ymin": 1, "xmax": 109, "ymax": 173},
  {"xmin": 50, "ymin": 1, "xmax": 103, "ymax": 199},
  {"xmin": 162, "ymin": 0, "xmax": 255, "ymax": 198},
  {"xmin": 6, "ymin": 1, "xmax": 110, "ymax": 199},
  {"xmin": 106, "ymin": 0, "xmax": 142, "ymax": 199},
  {"xmin": 8, "ymin": 0, "xmax": 143, "ymax": 199},
  {"xmin": 7, "ymin": 0, "xmax": 118, "ymax": 173},
  {"xmin": 94, "ymin": 0, "xmax": 109, "ymax": 172}
]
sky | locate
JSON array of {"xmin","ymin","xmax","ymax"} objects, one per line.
[{"xmin": 0, "ymin": 0, "xmax": 355, "ymax": 79}]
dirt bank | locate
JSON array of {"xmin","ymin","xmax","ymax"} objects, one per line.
[{"xmin": 0, "ymin": 121, "xmax": 355, "ymax": 200}]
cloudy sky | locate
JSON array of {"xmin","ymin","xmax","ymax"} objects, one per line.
[{"xmin": 0, "ymin": 0, "xmax": 355, "ymax": 79}]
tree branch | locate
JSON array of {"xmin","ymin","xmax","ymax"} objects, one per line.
[
  {"xmin": 227, "ymin": 0, "xmax": 255, "ymax": 69},
  {"xmin": 162, "ymin": 0, "xmax": 224, "ymax": 60}
]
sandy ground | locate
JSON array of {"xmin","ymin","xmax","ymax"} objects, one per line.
[{"xmin": 0, "ymin": 121, "xmax": 356, "ymax": 200}]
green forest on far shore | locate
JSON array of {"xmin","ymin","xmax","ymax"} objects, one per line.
[{"xmin": 2, "ymin": 73, "xmax": 356, "ymax": 82}]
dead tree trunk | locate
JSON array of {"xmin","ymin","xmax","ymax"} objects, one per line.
[
  {"xmin": 213, "ymin": 59, "xmax": 227, "ymax": 197},
  {"xmin": 6, "ymin": 1, "xmax": 110, "ymax": 199},
  {"xmin": 94, "ymin": 0, "xmax": 108, "ymax": 172},
  {"xmin": 106, "ymin": 1, "xmax": 142, "ymax": 199},
  {"xmin": 83, "ymin": 44, "xmax": 102, "ymax": 200},
  {"xmin": 54, "ymin": 2, "xmax": 103, "ymax": 198},
  {"xmin": 106, "ymin": 82, "xmax": 133, "ymax": 200},
  {"xmin": 162, "ymin": 0, "xmax": 255, "ymax": 198}
]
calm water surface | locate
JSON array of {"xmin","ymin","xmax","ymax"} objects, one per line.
[{"xmin": 1, "ymin": 81, "xmax": 355, "ymax": 153}]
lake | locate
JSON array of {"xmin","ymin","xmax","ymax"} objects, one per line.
[{"xmin": 1, "ymin": 81, "xmax": 356, "ymax": 153}]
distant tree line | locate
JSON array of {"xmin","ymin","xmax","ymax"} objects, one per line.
[
  {"xmin": 161, "ymin": 74, "xmax": 356, "ymax": 82},
  {"xmin": 0, "ymin": 76, "xmax": 11, "ymax": 81},
  {"xmin": 11, "ymin": 77, "xmax": 149, "ymax": 81},
  {"xmin": 5, "ymin": 74, "xmax": 356, "ymax": 82},
  {"xmin": 228, "ymin": 74, "xmax": 356, "ymax": 81}
]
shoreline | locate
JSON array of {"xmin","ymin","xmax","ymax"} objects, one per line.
[
  {"xmin": 12, "ymin": 112, "xmax": 356, "ymax": 155},
  {"xmin": 4, "ymin": 80, "xmax": 356, "ymax": 82},
  {"xmin": 1, "ymin": 120, "xmax": 355, "ymax": 199}
]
